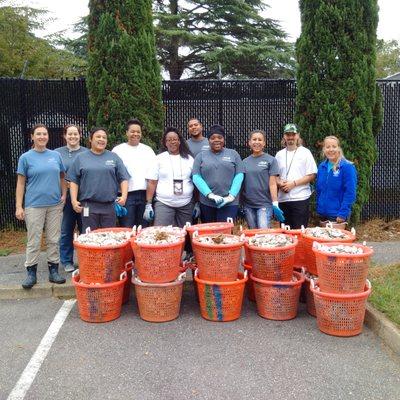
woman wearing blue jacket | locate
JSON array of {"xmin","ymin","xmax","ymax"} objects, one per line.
[{"xmin": 316, "ymin": 136, "xmax": 357, "ymax": 223}]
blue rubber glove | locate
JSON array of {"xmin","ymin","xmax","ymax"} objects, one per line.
[
  {"xmin": 272, "ymin": 201, "xmax": 285, "ymax": 222},
  {"xmin": 114, "ymin": 202, "xmax": 128, "ymax": 217},
  {"xmin": 208, "ymin": 193, "xmax": 224, "ymax": 206},
  {"xmin": 217, "ymin": 194, "xmax": 235, "ymax": 209},
  {"xmin": 192, "ymin": 202, "xmax": 201, "ymax": 219},
  {"xmin": 143, "ymin": 204, "xmax": 154, "ymax": 222}
]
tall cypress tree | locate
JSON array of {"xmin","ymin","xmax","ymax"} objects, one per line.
[
  {"xmin": 296, "ymin": 0, "xmax": 382, "ymax": 222},
  {"xmin": 87, "ymin": 0, "xmax": 163, "ymax": 148}
]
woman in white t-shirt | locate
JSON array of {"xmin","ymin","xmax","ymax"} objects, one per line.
[{"xmin": 144, "ymin": 127, "xmax": 194, "ymax": 227}]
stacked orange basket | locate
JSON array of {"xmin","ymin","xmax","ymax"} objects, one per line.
[
  {"xmin": 73, "ymin": 229, "xmax": 135, "ymax": 322},
  {"xmin": 310, "ymin": 242, "xmax": 373, "ymax": 336},
  {"xmin": 131, "ymin": 226, "xmax": 187, "ymax": 322},
  {"xmin": 301, "ymin": 226, "xmax": 356, "ymax": 275},
  {"xmin": 240, "ymin": 228, "xmax": 283, "ymax": 302},
  {"xmin": 191, "ymin": 231, "xmax": 247, "ymax": 322},
  {"xmin": 93, "ymin": 227, "xmax": 134, "ymax": 304},
  {"xmin": 246, "ymin": 233, "xmax": 304, "ymax": 320}
]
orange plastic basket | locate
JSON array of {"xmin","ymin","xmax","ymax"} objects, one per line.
[
  {"xmin": 251, "ymin": 271, "xmax": 304, "ymax": 320},
  {"xmin": 74, "ymin": 240, "xmax": 126, "ymax": 284},
  {"xmin": 72, "ymin": 270, "xmax": 126, "ymax": 323},
  {"xmin": 241, "ymin": 228, "xmax": 283, "ymax": 265},
  {"xmin": 244, "ymin": 235, "xmax": 298, "ymax": 281},
  {"xmin": 186, "ymin": 221, "xmax": 234, "ymax": 240},
  {"xmin": 192, "ymin": 234, "xmax": 244, "ymax": 281},
  {"xmin": 93, "ymin": 228, "xmax": 135, "ymax": 303},
  {"xmin": 195, "ymin": 270, "xmax": 248, "ymax": 322},
  {"xmin": 283, "ymin": 228, "xmax": 305, "ymax": 268},
  {"xmin": 133, "ymin": 273, "xmax": 185, "ymax": 322},
  {"xmin": 313, "ymin": 243, "xmax": 373, "ymax": 294},
  {"xmin": 304, "ymin": 275, "xmax": 316, "ymax": 317},
  {"xmin": 243, "ymin": 263, "xmax": 255, "ymax": 302},
  {"xmin": 301, "ymin": 229, "xmax": 356, "ymax": 275},
  {"xmin": 310, "ymin": 279, "xmax": 371, "ymax": 337},
  {"xmin": 130, "ymin": 236, "xmax": 185, "ymax": 283}
]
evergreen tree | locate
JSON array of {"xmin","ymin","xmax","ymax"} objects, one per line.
[
  {"xmin": 295, "ymin": 0, "xmax": 382, "ymax": 222},
  {"xmin": 154, "ymin": 0, "xmax": 295, "ymax": 79},
  {"xmin": 0, "ymin": 4, "xmax": 85, "ymax": 78},
  {"xmin": 87, "ymin": 0, "xmax": 163, "ymax": 148}
]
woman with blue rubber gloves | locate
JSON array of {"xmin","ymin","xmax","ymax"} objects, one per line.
[
  {"xmin": 316, "ymin": 136, "xmax": 357, "ymax": 223},
  {"xmin": 55, "ymin": 124, "xmax": 88, "ymax": 272},
  {"xmin": 144, "ymin": 127, "xmax": 194, "ymax": 227},
  {"xmin": 192, "ymin": 124, "xmax": 244, "ymax": 222},
  {"xmin": 242, "ymin": 130, "xmax": 284, "ymax": 228}
]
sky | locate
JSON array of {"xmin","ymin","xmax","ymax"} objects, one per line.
[{"xmin": 9, "ymin": 0, "xmax": 400, "ymax": 42}]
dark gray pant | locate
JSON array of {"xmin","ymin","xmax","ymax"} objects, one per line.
[
  {"xmin": 81, "ymin": 201, "xmax": 116, "ymax": 231},
  {"xmin": 153, "ymin": 199, "xmax": 194, "ymax": 228}
]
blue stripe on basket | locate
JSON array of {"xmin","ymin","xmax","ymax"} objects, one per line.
[{"xmin": 213, "ymin": 285, "xmax": 223, "ymax": 321}]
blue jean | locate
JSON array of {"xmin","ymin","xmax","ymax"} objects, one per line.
[
  {"xmin": 244, "ymin": 206, "xmax": 273, "ymax": 229},
  {"xmin": 60, "ymin": 195, "xmax": 82, "ymax": 265},
  {"xmin": 119, "ymin": 190, "xmax": 148, "ymax": 228},
  {"xmin": 199, "ymin": 203, "xmax": 238, "ymax": 223}
]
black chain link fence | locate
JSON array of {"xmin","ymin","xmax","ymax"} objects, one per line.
[{"xmin": 1, "ymin": 78, "xmax": 399, "ymax": 229}]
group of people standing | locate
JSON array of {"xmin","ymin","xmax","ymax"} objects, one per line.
[{"xmin": 15, "ymin": 119, "xmax": 357, "ymax": 289}]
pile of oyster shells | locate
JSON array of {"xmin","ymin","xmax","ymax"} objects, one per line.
[
  {"xmin": 195, "ymin": 234, "xmax": 243, "ymax": 245},
  {"xmin": 135, "ymin": 226, "xmax": 185, "ymax": 245},
  {"xmin": 75, "ymin": 231, "xmax": 133, "ymax": 246},
  {"xmin": 304, "ymin": 227, "xmax": 350, "ymax": 240},
  {"xmin": 247, "ymin": 233, "xmax": 294, "ymax": 248},
  {"xmin": 139, "ymin": 225, "xmax": 186, "ymax": 238},
  {"xmin": 314, "ymin": 243, "xmax": 365, "ymax": 255}
]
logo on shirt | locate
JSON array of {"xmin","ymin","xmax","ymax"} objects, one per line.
[
  {"xmin": 222, "ymin": 156, "xmax": 232, "ymax": 162},
  {"xmin": 47, "ymin": 157, "xmax": 58, "ymax": 164},
  {"xmin": 105, "ymin": 160, "xmax": 116, "ymax": 167},
  {"xmin": 258, "ymin": 161, "xmax": 269, "ymax": 168},
  {"xmin": 333, "ymin": 169, "xmax": 340, "ymax": 177}
]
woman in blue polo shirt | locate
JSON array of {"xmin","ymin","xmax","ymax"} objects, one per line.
[
  {"xmin": 16, "ymin": 124, "xmax": 67, "ymax": 289},
  {"xmin": 192, "ymin": 124, "xmax": 244, "ymax": 222},
  {"xmin": 316, "ymin": 136, "xmax": 357, "ymax": 223}
]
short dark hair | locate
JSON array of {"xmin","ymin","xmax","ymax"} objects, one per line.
[
  {"xmin": 126, "ymin": 118, "xmax": 143, "ymax": 131},
  {"xmin": 161, "ymin": 127, "xmax": 192, "ymax": 159},
  {"xmin": 89, "ymin": 126, "xmax": 108, "ymax": 139}
]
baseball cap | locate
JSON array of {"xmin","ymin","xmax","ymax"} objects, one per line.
[{"xmin": 283, "ymin": 123, "xmax": 298, "ymax": 134}]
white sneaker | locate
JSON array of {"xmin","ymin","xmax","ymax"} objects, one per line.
[{"xmin": 64, "ymin": 263, "xmax": 75, "ymax": 273}]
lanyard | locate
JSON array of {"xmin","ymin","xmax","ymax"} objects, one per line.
[
  {"xmin": 285, "ymin": 148, "xmax": 297, "ymax": 180},
  {"xmin": 169, "ymin": 153, "xmax": 183, "ymax": 179}
]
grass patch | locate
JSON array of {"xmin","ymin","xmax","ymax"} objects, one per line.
[
  {"xmin": 0, "ymin": 249, "xmax": 12, "ymax": 256},
  {"xmin": 369, "ymin": 264, "xmax": 400, "ymax": 327}
]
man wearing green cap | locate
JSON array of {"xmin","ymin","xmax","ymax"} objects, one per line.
[{"xmin": 275, "ymin": 123, "xmax": 317, "ymax": 228}]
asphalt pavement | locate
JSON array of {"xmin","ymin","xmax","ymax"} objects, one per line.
[
  {"xmin": 1, "ymin": 241, "xmax": 399, "ymax": 399},
  {"xmin": 1, "ymin": 294, "xmax": 400, "ymax": 400}
]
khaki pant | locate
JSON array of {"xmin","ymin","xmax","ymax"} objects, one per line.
[{"xmin": 24, "ymin": 203, "xmax": 63, "ymax": 268}]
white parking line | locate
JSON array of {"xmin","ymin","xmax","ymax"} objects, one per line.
[{"xmin": 7, "ymin": 299, "xmax": 76, "ymax": 400}]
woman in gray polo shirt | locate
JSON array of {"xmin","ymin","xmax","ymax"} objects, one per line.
[
  {"xmin": 192, "ymin": 124, "xmax": 244, "ymax": 222},
  {"xmin": 242, "ymin": 130, "xmax": 285, "ymax": 228},
  {"xmin": 68, "ymin": 127, "xmax": 129, "ymax": 231}
]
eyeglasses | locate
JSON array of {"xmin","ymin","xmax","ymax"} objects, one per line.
[{"xmin": 166, "ymin": 138, "xmax": 180, "ymax": 143}]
